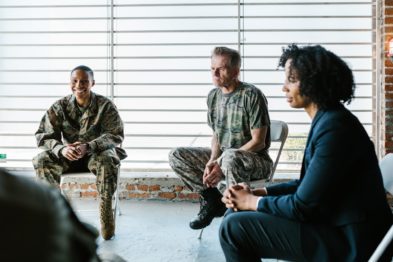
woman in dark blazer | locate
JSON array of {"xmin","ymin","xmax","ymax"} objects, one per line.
[{"xmin": 219, "ymin": 44, "xmax": 393, "ymax": 261}]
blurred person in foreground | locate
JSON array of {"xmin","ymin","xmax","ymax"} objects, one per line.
[
  {"xmin": 220, "ymin": 44, "xmax": 393, "ymax": 261},
  {"xmin": 32, "ymin": 65, "xmax": 127, "ymax": 240},
  {"xmin": 169, "ymin": 46, "xmax": 272, "ymax": 230},
  {"xmin": 0, "ymin": 168, "xmax": 126, "ymax": 262}
]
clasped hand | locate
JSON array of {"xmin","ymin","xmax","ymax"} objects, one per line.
[
  {"xmin": 202, "ymin": 160, "xmax": 223, "ymax": 187},
  {"xmin": 61, "ymin": 142, "xmax": 88, "ymax": 161},
  {"xmin": 221, "ymin": 183, "xmax": 258, "ymax": 212}
]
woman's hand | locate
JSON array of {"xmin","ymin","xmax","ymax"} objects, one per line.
[{"xmin": 222, "ymin": 183, "xmax": 259, "ymax": 211}]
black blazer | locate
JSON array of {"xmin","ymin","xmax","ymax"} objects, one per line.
[{"xmin": 259, "ymin": 105, "xmax": 392, "ymax": 261}]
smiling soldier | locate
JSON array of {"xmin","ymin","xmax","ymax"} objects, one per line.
[{"xmin": 32, "ymin": 65, "xmax": 127, "ymax": 240}]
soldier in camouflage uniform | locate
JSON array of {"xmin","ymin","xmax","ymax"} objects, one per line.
[
  {"xmin": 32, "ymin": 65, "xmax": 127, "ymax": 240},
  {"xmin": 169, "ymin": 47, "xmax": 273, "ymax": 230}
]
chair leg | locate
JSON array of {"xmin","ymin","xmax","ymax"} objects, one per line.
[
  {"xmin": 60, "ymin": 177, "xmax": 65, "ymax": 196},
  {"xmin": 369, "ymin": 225, "xmax": 393, "ymax": 262},
  {"xmin": 198, "ymin": 228, "xmax": 204, "ymax": 240},
  {"xmin": 59, "ymin": 176, "xmax": 69, "ymax": 201},
  {"xmin": 116, "ymin": 167, "xmax": 122, "ymax": 216},
  {"xmin": 114, "ymin": 187, "xmax": 122, "ymax": 216},
  {"xmin": 112, "ymin": 167, "xmax": 122, "ymax": 226}
]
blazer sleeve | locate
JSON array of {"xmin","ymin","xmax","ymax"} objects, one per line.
[
  {"xmin": 257, "ymin": 112, "xmax": 362, "ymax": 222},
  {"xmin": 266, "ymin": 180, "xmax": 300, "ymax": 196}
]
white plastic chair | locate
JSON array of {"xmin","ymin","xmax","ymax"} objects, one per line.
[
  {"xmin": 368, "ymin": 153, "xmax": 393, "ymax": 262},
  {"xmin": 249, "ymin": 120, "xmax": 289, "ymax": 189},
  {"xmin": 197, "ymin": 120, "xmax": 289, "ymax": 239}
]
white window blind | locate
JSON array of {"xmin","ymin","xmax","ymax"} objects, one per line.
[
  {"xmin": 0, "ymin": 0, "xmax": 376, "ymax": 173},
  {"xmin": 0, "ymin": 0, "xmax": 111, "ymax": 169}
]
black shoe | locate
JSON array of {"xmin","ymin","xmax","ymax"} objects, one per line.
[
  {"xmin": 214, "ymin": 202, "xmax": 227, "ymax": 218},
  {"xmin": 189, "ymin": 188, "xmax": 227, "ymax": 230}
]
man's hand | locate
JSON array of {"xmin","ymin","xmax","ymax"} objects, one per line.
[
  {"xmin": 221, "ymin": 183, "xmax": 258, "ymax": 211},
  {"xmin": 76, "ymin": 143, "xmax": 89, "ymax": 158},
  {"xmin": 60, "ymin": 142, "xmax": 88, "ymax": 161},
  {"xmin": 202, "ymin": 160, "xmax": 223, "ymax": 187},
  {"xmin": 61, "ymin": 144, "xmax": 81, "ymax": 161}
]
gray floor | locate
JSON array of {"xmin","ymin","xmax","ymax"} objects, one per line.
[{"xmin": 71, "ymin": 199, "xmax": 226, "ymax": 262}]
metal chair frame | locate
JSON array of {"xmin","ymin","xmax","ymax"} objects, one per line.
[
  {"xmin": 198, "ymin": 120, "xmax": 289, "ymax": 239},
  {"xmin": 369, "ymin": 153, "xmax": 393, "ymax": 262}
]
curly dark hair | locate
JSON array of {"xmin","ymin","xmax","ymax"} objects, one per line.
[{"xmin": 278, "ymin": 44, "xmax": 355, "ymax": 109}]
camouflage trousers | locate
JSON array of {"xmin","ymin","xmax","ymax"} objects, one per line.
[
  {"xmin": 32, "ymin": 148, "xmax": 120, "ymax": 198},
  {"xmin": 168, "ymin": 147, "xmax": 272, "ymax": 194}
]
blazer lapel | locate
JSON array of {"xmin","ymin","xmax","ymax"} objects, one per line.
[{"xmin": 300, "ymin": 110, "xmax": 326, "ymax": 179}]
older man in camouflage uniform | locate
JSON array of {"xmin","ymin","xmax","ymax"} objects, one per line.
[
  {"xmin": 32, "ymin": 65, "xmax": 126, "ymax": 240},
  {"xmin": 169, "ymin": 47, "xmax": 272, "ymax": 230}
]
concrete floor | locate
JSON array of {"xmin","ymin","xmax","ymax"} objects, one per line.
[{"xmin": 71, "ymin": 199, "xmax": 226, "ymax": 262}]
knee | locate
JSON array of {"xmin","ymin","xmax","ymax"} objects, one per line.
[
  {"xmin": 219, "ymin": 216, "xmax": 229, "ymax": 242},
  {"xmin": 91, "ymin": 150, "xmax": 120, "ymax": 169},
  {"xmin": 168, "ymin": 147, "xmax": 186, "ymax": 166},
  {"xmin": 219, "ymin": 213, "xmax": 238, "ymax": 243},
  {"xmin": 168, "ymin": 147, "xmax": 184, "ymax": 158},
  {"xmin": 32, "ymin": 151, "xmax": 53, "ymax": 169},
  {"xmin": 220, "ymin": 149, "xmax": 241, "ymax": 168},
  {"xmin": 221, "ymin": 149, "xmax": 241, "ymax": 161},
  {"xmin": 168, "ymin": 148, "xmax": 177, "ymax": 160}
]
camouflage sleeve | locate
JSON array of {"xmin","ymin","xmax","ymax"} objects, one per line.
[
  {"xmin": 35, "ymin": 105, "xmax": 65, "ymax": 158},
  {"xmin": 247, "ymin": 88, "xmax": 270, "ymax": 129},
  {"xmin": 87, "ymin": 101, "xmax": 124, "ymax": 153},
  {"xmin": 206, "ymin": 88, "xmax": 216, "ymax": 130}
]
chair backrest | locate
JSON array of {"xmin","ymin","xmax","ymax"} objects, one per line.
[
  {"xmin": 266, "ymin": 120, "xmax": 289, "ymax": 182},
  {"xmin": 380, "ymin": 153, "xmax": 393, "ymax": 195},
  {"xmin": 249, "ymin": 120, "xmax": 289, "ymax": 188},
  {"xmin": 367, "ymin": 153, "xmax": 393, "ymax": 262}
]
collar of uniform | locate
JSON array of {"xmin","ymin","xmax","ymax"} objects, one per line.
[{"xmin": 67, "ymin": 92, "xmax": 98, "ymax": 117}]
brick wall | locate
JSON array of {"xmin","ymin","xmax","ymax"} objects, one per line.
[
  {"xmin": 384, "ymin": 0, "xmax": 393, "ymax": 154},
  {"xmin": 61, "ymin": 173, "xmax": 200, "ymax": 202},
  {"xmin": 60, "ymin": 173, "xmax": 294, "ymax": 201}
]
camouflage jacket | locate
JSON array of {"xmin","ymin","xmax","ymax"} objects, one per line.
[{"xmin": 35, "ymin": 92, "xmax": 126, "ymax": 159}]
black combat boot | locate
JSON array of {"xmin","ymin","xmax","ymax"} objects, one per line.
[{"xmin": 189, "ymin": 188, "xmax": 227, "ymax": 230}]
